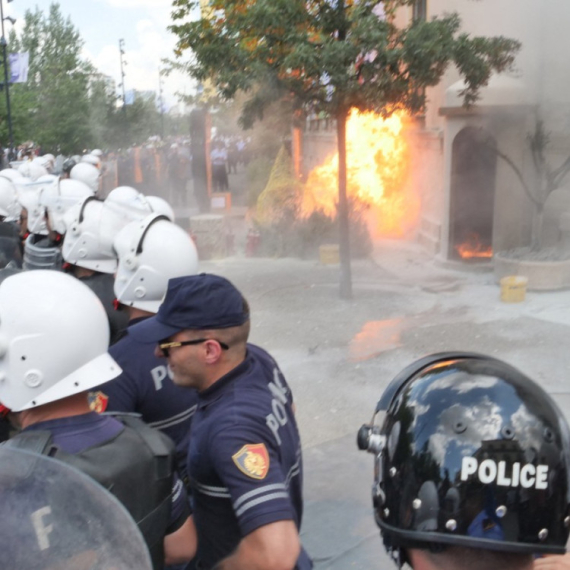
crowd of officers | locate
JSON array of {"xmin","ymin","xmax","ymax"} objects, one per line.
[
  {"xmin": 0, "ymin": 151, "xmax": 569, "ymax": 570},
  {"xmin": 0, "ymin": 150, "xmax": 309, "ymax": 569}
]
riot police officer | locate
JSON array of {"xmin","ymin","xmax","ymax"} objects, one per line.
[
  {"xmin": 129, "ymin": 274, "xmax": 313, "ymax": 570},
  {"xmin": 0, "ymin": 271, "xmax": 196, "ymax": 569},
  {"xmin": 92, "ymin": 213, "xmax": 200, "ymax": 480},
  {"xmin": 358, "ymin": 353, "xmax": 570, "ymax": 570}
]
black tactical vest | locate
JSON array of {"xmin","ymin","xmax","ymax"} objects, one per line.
[{"xmin": 5, "ymin": 414, "xmax": 174, "ymax": 570}]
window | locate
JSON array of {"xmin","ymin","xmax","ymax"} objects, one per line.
[{"xmin": 413, "ymin": 0, "xmax": 427, "ymax": 21}]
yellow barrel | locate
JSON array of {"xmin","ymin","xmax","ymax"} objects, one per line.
[
  {"xmin": 500, "ymin": 276, "xmax": 528, "ymax": 303},
  {"xmin": 319, "ymin": 244, "xmax": 340, "ymax": 265}
]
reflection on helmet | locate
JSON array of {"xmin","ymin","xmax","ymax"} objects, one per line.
[
  {"xmin": 358, "ymin": 353, "xmax": 570, "ymax": 557},
  {"xmin": 0, "ymin": 448, "xmax": 152, "ymax": 570},
  {"xmin": 113, "ymin": 214, "xmax": 199, "ymax": 312}
]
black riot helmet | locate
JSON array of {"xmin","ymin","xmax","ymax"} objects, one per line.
[
  {"xmin": 61, "ymin": 157, "xmax": 77, "ymax": 175},
  {"xmin": 358, "ymin": 352, "xmax": 570, "ymax": 561}
]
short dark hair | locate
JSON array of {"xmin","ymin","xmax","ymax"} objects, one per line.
[{"xmin": 422, "ymin": 547, "xmax": 533, "ymax": 570}]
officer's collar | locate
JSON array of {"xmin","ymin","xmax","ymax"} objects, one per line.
[
  {"xmin": 128, "ymin": 315, "xmax": 151, "ymax": 327},
  {"xmin": 198, "ymin": 350, "xmax": 252, "ymax": 407}
]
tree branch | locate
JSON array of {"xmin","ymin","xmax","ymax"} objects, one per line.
[{"xmin": 494, "ymin": 147, "xmax": 541, "ymax": 208}]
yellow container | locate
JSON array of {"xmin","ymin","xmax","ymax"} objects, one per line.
[
  {"xmin": 500, "ymin": 276, "xmax": 528, "ymax": 303},
  {"xmin": 319, "ymin": 244, "xmax": 340, "ymax": 265}
]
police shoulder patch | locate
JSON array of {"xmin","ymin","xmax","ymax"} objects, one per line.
[
  {"xmin": 88, "ymin": 391, "xmax": 109, "ymax": 413},
  {"xmin": 232, "ymin": 443, "xmax": 270, "ymax": 480}
]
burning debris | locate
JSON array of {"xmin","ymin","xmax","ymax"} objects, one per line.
[{"xmin": 455, "ymin": 232, "xmax": 493, "ymax": 261}]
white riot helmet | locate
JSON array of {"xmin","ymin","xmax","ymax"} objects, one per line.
[
  {"xmin": 70, "ymin": 162, "xmax": 100, "ymax": 193},
  {"xmin": 17, "ymin": 161, "xmax": 48, "ymax": 181},
  {"xmin": 106, "ymin": 186, "xmax": 151, "ymax": 212},
  {"xmin": 146, "ymin": 195, "xmax": 175, "ymax": 221},
  {"xmin": 40, "ymin": 178, "xmax": 94, "ymax": 235},
  {"xmin": 62, "ymin": 196, "xmax": 132, "ymax": 273},
  {"xmin": 91, "ymin": 149, "xmax": 103, "ymax": 157},
  {"xmin": 0, "ymin": 168, "xmax": 22, "ymax": 183},
  {"xmin": 33, "ymin": 155, "xmax": 54, "ymax": 173},
  {"xmin": 0, "ymin": 177, "xmax": 21, "ymax": 222},
  {"xmin": 114, "ymin": 214, "xmax": 199, "ymax": 313},
  {"xmin": 16, "ymin": 179, "xmax": 54, "ymax": 236},
  {"xmin": 0, "ymin": 271, "xmax": 120, "ymax": 412},
  {"xmin": 81, "ymin": 154, "xmax": 101, "ymax": 169}
]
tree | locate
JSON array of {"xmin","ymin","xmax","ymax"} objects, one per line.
[
  {"xmin": 494, "ymin": 119, "xmax": 570, "ymax": 251},
  {"xmin": 3, "ymin": 3, "xmax": 93, "ymax": 154},
  {"xmin": 171, "ymin": 0, "xmax": 520, "ymax": 298}
]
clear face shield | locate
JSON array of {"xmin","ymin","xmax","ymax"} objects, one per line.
[{"xmin": 0, "ymin": 447, "xmax": 153, "ymax": 570}]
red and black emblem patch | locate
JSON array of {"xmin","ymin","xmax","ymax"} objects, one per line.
[{"xmin": 232, "ymin": 443, "xmax": 270, "ymax": 480}]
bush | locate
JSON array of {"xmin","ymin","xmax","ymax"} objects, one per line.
[{"xmin": 246, "ymin": 156, "xmax": 275, "ymax": 208}]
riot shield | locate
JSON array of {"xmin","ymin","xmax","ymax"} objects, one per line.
[{"xmin": 0, "ymin": 447, "xmax": 153, "ymax": 569}]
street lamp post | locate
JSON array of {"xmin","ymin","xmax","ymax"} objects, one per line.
[{"xmin": 0, "ymin": 0, "xmax": 14, "ymax": 161}]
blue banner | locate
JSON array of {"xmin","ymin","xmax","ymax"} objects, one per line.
[{"xmin": 8, "ymin": 52, "xmax": 29, "ymax": 83}]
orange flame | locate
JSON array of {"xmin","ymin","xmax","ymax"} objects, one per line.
[
  {"xmin": 301, "ymin": 109, "xmax": 420, "ymax": 238},
  {"xmin": 455, "ymin": 233, "xmax": 493, "ymax": 259}
]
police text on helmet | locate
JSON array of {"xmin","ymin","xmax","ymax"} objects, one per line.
[{"xmin": 460, "ymin": 457, "xmax": 548, "ymax": 489}]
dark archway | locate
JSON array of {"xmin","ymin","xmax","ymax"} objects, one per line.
[{"xmin": 449, "ymin": 127, "xmax": 497, "ymax": 261}]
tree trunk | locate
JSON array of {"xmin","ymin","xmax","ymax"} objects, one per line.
[
  {"xmin": 337, "ymin": 107, "xmax": 352, "ymax": 299},
  {"xmin": 531, "ymin": 204, "xmax": 544, "ymax": 251}
]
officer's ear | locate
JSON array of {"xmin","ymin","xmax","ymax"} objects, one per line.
[{"xmin": 203, "ymin": 339, "xmax": 224, "ymax": 364}]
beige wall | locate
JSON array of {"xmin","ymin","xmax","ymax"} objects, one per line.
[{"xmin": 404, "ymin": 0, "xmax": 570, "ymax": 257}]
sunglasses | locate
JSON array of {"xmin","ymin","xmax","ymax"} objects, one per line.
[{"xmin": 157, "ymin": 338, "xmax": 230, "ymax": 357}]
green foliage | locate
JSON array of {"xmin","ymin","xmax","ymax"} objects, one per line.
[
  {"xmin": 252, "ymin": 145, "xmax": 372, "ymax": 258},
  {"xmin": 254, "ymin": 145, "xmax": 302, "ymax": 227},
  {"xmin": 246, "ymin": 156, "xmax": 274, "ymax": 208},
  {"xmin": 255, "ymin": 205, "xmax": 372, "ymax": 259},
  {"xmin": 170, "ymin": 0, "xmax": 520, "ymax": 121},
  {"xmin": 0, "ymin": 2, "xmax": 173, "ymax": 153}
]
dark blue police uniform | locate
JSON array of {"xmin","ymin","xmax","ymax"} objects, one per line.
[
  {"xmin": 189, "ymin": 343, "xmax": 312, "ymax": 570},
  {"xmin": 93, "ymin": 316, "xmax": 199, "ymax": 480}
]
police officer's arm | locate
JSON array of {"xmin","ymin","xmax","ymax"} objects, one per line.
[
  {"xmin": 535, "ymin": 555, "xmax": 570, "ymax": 569},
  {"xmin": 209, "ymin": 422, "xmax": 304, "ymax": 570},
  {"xmin": 164, "ymin": 516, "xmax": 198, "ymax": 566},
  {"xmin": 164, "ymin": 477, "xmax": 197, "ymax": 565},
  {"xmin": 213, "ymin": 520, "xmax": 300, "ymax": 570}
]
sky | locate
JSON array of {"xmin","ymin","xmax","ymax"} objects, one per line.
[{"xmin": 5, "ymin": 0, "xmax": 196, "ymax": 110}]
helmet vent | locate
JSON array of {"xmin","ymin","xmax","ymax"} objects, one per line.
[
  {"xmin": 453, "ymin": 421, "xmax": 467, "ymax": 434},
  {"xmin": 501, "ymin": 425, "xmax": 514, "ymax": 440},
  {"xmin": 544, "ymin": 428, "xmax": 554, "ymax": 443}
]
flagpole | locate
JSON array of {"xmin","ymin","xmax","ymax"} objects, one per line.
[{"xmin": 0, "ymin": 0, "xmax": 14, "ymax": 161}]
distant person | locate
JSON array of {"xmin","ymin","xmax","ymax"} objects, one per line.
[
  {"xmin": 168, "ymin": 144, "xmax": 190, "ymax": 207},
  {"xmin": 211, "ymin": 141, "xmax": 229, "ymax": 192},
  {"xmin": 227, "ymin": 140, "xmax": 239, "ymax": 174}
]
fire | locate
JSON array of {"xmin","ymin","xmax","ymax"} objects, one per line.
[
  {"xmin": 455, "ymin": 233, "xmax": 493, "ymax": 260},
  {"xmin": 301, "ymin": 109, "xmax": 419, "ymax": 238}
]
